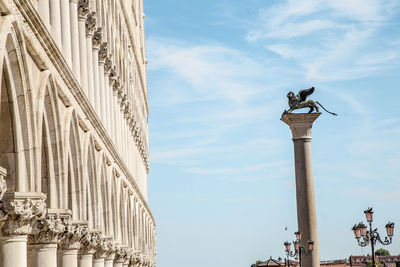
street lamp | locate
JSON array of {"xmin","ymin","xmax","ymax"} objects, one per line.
[
  {"xmin": 284, "ymin": 232, "xmax": 314, "ymax": 267},
  {"xmin": 352, "ymin": 207, "xmax": 395, "ymax": 267}
]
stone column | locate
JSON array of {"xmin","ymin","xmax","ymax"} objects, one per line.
[
  {"xmin": 86, "ymin": 12, "xmax": 96, "ymax": 106},
  {"xmin": 50, "ymin": 0, "xmax": 62, "ymax": 47},
  {"xmin": 70, "ymin": 0, "xmax": 81, "ymax": 81},
  {"xmin": 58, "ymin": 222, "xmax": 88, "ymax": 267},
  {"xmin": 92, "ymin": 28, "xmax": 102, "ymax": 115},
  {"xmin": 105, "ymin": 254, "xmax": 115, "ymax": 267},
  {"xmin": 37, "ymin": 0, "xmax": 50, "ymax": 28},
  {"xmin": 0, "ymin": 192, "xmax": 46, "ymax": 267},
  {"xmin": 281, "ymin": 113, "xmax": 320, "ymax": 267},
  {"xmin": 61, "ymin": 0, "xmax": 72, "ymax": 66},
  {"xmin": 104, "ymin": 58, "xmax": 112, "ymax": 135},
  {"xmin": 113, "ymin": 247, "xmax": 127, "ymax": 267},
  {"xmin": 28, "ymin": 211, "xmax": 70, "ymax": 267},
  {"xmin": 78, "ymin": 0, "xmax": 89, "ymax": 93},
  {"xmin": 78, "ymin": 230, "xmax": 101, "ymax": 267},
  {"xmin": 98, "ymin": 43, "xmax": 107, "ymax": 123}
]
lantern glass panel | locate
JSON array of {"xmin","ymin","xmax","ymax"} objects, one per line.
[
  {"xmin": 386, "ymin": 223, "xmax": 394, "ymax": 237},
  {"xmin": 364, "ymin": 209, "xmax": 374, "ymax": 223}
]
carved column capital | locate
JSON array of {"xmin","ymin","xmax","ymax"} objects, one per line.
[
  {"xmin": 0, "ymin": 167, "xmax": 7, "ymax": 200},
  {"xmin": 86, "ymin": 12, "xmax": 97, "ymax": 36},
  {"xmin": 78, "ymin": 0, "xmax": 90, "ymax": 20},
  {"xmin": 114, "ymin": 246, "xmax": 129, "ymax": 263},
  {"xmin": 80, "ymin": 230, "xmax": 101, "ymax": 254},
  {"xmin": 104, "ymin": 58, "xmax": 112, "ymax": 74},
  {"xmin": 99, "ymin": 43, "xmax": 108, "ymax": 63},
  {"xmin": 28, "ymin": 211, "xmax": 71, "ymax": 244},
  {"xmin": 59, "ymin": 222, "xmax": 88, "ymax": 250},
  {"xmin": 0, "ymin": 192, "xmax": 46, "ymax": 235},
  {"xmin": 92, "ymin": 27, "xmax": 103, "ymax": 49}
]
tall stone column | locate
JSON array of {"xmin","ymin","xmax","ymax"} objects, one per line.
[
  {"xmin": 0, "ymin": 192, "xmax": 46, "ymax": 267},
  {"xmin": 61, "ymin": 0, "xmax": 72, "ymax": 66},
  {"xmin": 28, "ymin": 211, "xmax": 70, "ymax": 267},
  {"xmin": 86, "ymin": 12, "xmax": 96, "ymax": 106},
  {"xmin": 281, "ymin": 113, "xmax": 320, "ymax": 267},
  {"xmin": 70, "ymin": 0, "xmax": 81, "ymax": 82},
  {"xmin": 50, "ymin": 0, "xmax": 62, "ymax": 47},
  {"xmin": 58, "ymin": 222, "xmax": 88, "ymax": 267},
  {"xmin": 78, "ymin": 0, "xmax": 89, "ymax": 94},
  {"xmin": 98, "ymin": 43, "xmax": 107, "ymax": 123},
  {"xmin": 92, "ymin": 28, "xmax": 102, "ymax": 116},
  {"xmin": 104, "ymin": 58, "xmax": 112, "ymax": 135},
  {"xmin": 37, "ymin": 0, "xmax": 50, "ymax": 28}
]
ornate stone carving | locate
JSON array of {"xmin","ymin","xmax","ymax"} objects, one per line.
[
  {"xmin": 80, "ymin": 230, "xmax": 101, "ymax": 254},
  {"xmin": 78, "ymin": 0, "xmax": 90, "ymax": 19},
  {"xmin": 0, "ymin": 197, "xmax": 46, "ymax": 235},
  {"xmin": 28, "ymin": 213, "xmax": 70, "ymax": 244},
  {"xmin": 114, "ymin": 246, "xmax": 128, "ymax": 263},
  {"xmin": 0, "ymin": 167, "xmax": 7, "ymax": 200},
  {"xmin": 59, "ymin": 223, "xmax": 88, "ymax": 250},
  {"xmin": 113, "ymin": 77, "xmax": 121, "ymax": 92},
  {"xmin": 104, "ymin": 58, "xmax": 112, "ymax": 74},
  {"xmin": 93, "ymin": 27, "xmax": 103, "ymax": 48},
  {"xmin": 86, "ymin": 12, "xmax": 97, "ymax": 35},
  {"xmin": 99, "ymin": 43, "xmax": 108, "ymax": 62}
]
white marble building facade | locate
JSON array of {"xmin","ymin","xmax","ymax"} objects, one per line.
[{"xmin": 0, "ymin": 0, "xmax": 155, "ymax": 267}]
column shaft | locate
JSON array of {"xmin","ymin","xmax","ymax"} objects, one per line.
[
  {"xmin": 86, "ymin": 35, "xmax": 95, "ymax": 104},
  {"xmin": 79, "ymin": 253, "xmax": 94, "ymax": 267},
  {"xmin": 70, "ymin": 0, "xmax": 81, "ymax": 81},
  {"xmin": 38, "ymin": 0, "xmax": 50, "ymax": 28},
  {"xmin": 0, "ymin": 235, "xmax": 28, "ymax": 267},
  {"xmin": 50, "ymin": 0, "xmax": 62, "ymax": 47},
  {"xmin": 92, "ymin": 49, "xmax": 100, "ymax": 114},
  {"xmin": 78, "ymin": 18, "xmax": 88, "ymax": 93},
  {"xmin": 28, "ymin": 243, "xmax": 58, "ymax": 267},
  {"xmin": 99, "ymin": 63, "xmax": 105, "ymax": 123},
  {"xmin": 94, "ymin": 258, "xmax": 105, "ymax": 267},
  {"xmin": 113, "ymin": 263, "xmax": 123, "ymax": 267},
  {"xmin": 61, "ymin": 0, "xmax": 72, "ymax": 66},
  {"xmin": 58, "ymin": 249, "xmax": 79, "ymax": 267}
]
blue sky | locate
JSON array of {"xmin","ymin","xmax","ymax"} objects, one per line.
[{"xmin": 144, "ymin": 0, "xmax": 400, "ymax": 266}]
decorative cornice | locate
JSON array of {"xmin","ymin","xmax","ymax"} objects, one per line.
[
  {"xmin": 0, "ymin": 193, "xmax": 46, "ymax": 235},
  {"xmin": 85, "ymin": 12, "xmax": 97, "ymax": 36}
]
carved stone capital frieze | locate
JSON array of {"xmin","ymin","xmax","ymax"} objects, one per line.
[
  {"xmin": 92, "ymin": 27, "xmax": 103, "ymax": 49},
  {"xmin": 0, "ymin": 167, "xmax": 7, "ymax": 200},
  {"xmin": 99, "ymin": 43, "xmax": 108, "ymax": 63},
  {"xmin": 0, "ymin": 192, "xmax": 46, "ymax": 236},
  {"xmin": 59, "ymin": 222, "xmax": 88, "ymax": 250},
  {"xmin": 28, "ymin": 212, "xmax": 71, "ymax": 244},
  {"xmin": 78, "ymin": 0, "xmax": 90, "ymax": 20},
  {"xmin": 114, "ymin": 246, "xmax": 129, "ymax": 263},
  {"xmin": 80, "ymin": 230, "xmax": 101, "ymax": 254},
  {"xmin": 104, "ymin": 58, "xmax": 112, "ymax": 74},
  {"xmin": 86, "ymin": 12, "xmax": 97, "ymax": 36}
]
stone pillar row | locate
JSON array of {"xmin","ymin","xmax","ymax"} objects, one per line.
[
  {"xmin": 36, "ymin": 0, "xmax": 149, "ymax": 170},
  {"xmin": 0, "ymin": 190, "xmax": 153, "ymax": 267}
]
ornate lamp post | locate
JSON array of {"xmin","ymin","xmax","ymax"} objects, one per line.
[
  {"xmin": 352, "ymin": 208, "xmax": 395, "ymax": 267},
  {"xmin": 284, "ymin": 232, "xmax": 314, "ymax": 267}
]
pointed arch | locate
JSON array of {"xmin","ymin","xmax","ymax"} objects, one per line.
[
  {"xmin": 35, "ymin": 71, "xmax": 64, "ymax": 208},
  {"xmin": 0, "ymin": 15, "xmax": 36, "ymax": 192},
  {"xmin": 63, "ymin": 109, "xmax": 84, "ymax": 220}
]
